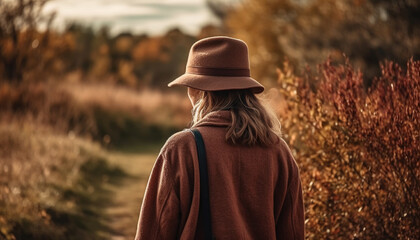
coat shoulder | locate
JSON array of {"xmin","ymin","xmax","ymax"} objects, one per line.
[
  {"xmin": 158, "ymin": 129, "xmax": 197, "ymax": 177},
  {"xmin": 276, "ymin": 137, "xmax": 301, "ymax": 180},
  {"xmin": 277, "ymin": 137, "xmax": 293, "ymax": 154},
  {"xmin": 161, "ymin": 129, "xmax": 196, "ymax": 154}
]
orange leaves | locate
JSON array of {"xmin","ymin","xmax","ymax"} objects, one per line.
[
  {"xmin": 277, "ymin": 58, "xmax": 420, "ymax": 239},
  {"xmin": 132, "ymin": 37, "xmax": 171, "ymax": 63}
]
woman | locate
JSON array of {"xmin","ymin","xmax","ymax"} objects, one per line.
[{"xmin": 135, "ymin": 36, "xmax": 304, "ymax": 239}]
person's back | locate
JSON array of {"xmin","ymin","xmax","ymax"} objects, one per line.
[
  {"xmin": 134, "ymin": 36, "xmax": 304, "ymax": 239},
  {"xmin": 195, "ymin": 111, "xmax": 303, "ymax": 239}
]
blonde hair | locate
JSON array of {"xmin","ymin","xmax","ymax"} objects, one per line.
[{"xmin": 191, "ymin": 89, "xmax": 281, "ymax": 146}]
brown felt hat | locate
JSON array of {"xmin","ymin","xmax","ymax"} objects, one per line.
[{"xmin": 168, "ymin": 36, "xmax": 264, "ymax": 93}]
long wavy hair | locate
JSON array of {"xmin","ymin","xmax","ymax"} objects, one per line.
[{"xmin": 191, "ymin": 89, "xmax": 281, "ymax": 146}]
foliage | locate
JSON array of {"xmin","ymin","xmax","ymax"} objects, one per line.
[
  {"xmin": 277, "ymin": 58, "xmax": 419, "ymax": 239},
  {"xmin": 0, "ymin": 0, "xmax": 75, "ymax": 83},
  {"xmin": 228, "ymin": 0, "xmax": 420, "ymax": 85},
  {"xmin": 0, "ymin": 0, "xmax": 225, "ymax": 88},
  {"xmin": 131, "ymin": 29, "xmax": 195, "ymax": 89}
]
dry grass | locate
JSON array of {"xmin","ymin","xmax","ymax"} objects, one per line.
[
  {"xmin": 61, "ymin": 82, "xmax": 192, "ymax": 128},
  {"xmin": 0, "ymin": 120, "xmax": 125, "ymax": 240},
  {"xmin": 0, "ymin": 80, "xmax": 192, "ymax": 149},
  {"xmin": 0, "ymin": 79, "xmax": 193, "ymax": 239}
]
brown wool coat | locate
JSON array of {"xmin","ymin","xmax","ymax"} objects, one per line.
[{"xmin": 135, "ymin": 111, "xmax": 305, "ymax": 240}]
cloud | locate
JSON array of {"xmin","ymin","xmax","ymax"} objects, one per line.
[
  {"xmin": 43, "ymin": 0, "xmax": 159, "ymax": 19},
  {"xmin": 43, "ymin": 0, "xmax": 219, "ymax": 35}
]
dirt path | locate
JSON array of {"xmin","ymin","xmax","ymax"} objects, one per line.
[{"xmin": 104, "ymin": 151, "xmax": 157, "ymax": 240}]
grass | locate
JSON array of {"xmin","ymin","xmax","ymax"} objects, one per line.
[
  {"xmin": 104, "ymin": 151, "xmax": 158, "ymax": 239},
  {"xmin": 61, "ymin": 82, "xmax": 191, "ymax": 129},
  {"xmin": 0, "ymin": 81, "xmax": 188, "ymax": 239},
  {"xmin": 91, "ymin": 106, "xmax": 180, "ymax": 148},
  {"xmin": 0, "ymin": 122, "xmax": 130, "ymax": 240}
]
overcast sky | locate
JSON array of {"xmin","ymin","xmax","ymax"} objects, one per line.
[{"xmin": 43, "ymin": 0, "xmax": 220, "ymax": 35}]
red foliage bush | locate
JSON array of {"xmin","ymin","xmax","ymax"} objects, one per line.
[{"xmin": 277, "ymin": 59, "xmax": 419, "ymax": 239}]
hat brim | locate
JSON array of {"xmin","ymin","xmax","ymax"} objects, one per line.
[{"xmin": 168, "ymin": 73, "xmax": 264, "ymax": 94}]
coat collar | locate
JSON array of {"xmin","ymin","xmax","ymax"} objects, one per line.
[{"xmin": 195, "ymin": 110, "xmax": 231, "ymax": 128}]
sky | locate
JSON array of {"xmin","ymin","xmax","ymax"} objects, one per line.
[{"xmin": 43, "ymin": 0, "xmax": 220, "ymax": 36}]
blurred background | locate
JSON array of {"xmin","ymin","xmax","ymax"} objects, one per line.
[{"xmin": 0, "ymin": 0, "xmax": 419, "ymax": 239}]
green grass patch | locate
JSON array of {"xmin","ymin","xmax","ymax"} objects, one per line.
[{"xmin": 92, "ymin": 106, "xmax": 181, "ymax": 149}]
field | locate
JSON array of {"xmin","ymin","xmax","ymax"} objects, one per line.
[{"xmin": 0, "ymin": 80, "xmax": 190, "ymax": 239}]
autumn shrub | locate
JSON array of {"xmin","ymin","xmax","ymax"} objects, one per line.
[{"xmin": 277, "ymin": 59, "xmax": 419, "ymax": 239}]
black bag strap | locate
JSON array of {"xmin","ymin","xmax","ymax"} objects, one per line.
[{"xmin": 190, "ymin": 129, "xmax": 213, "ymax": 240}]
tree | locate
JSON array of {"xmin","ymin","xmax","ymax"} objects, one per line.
[
  {"xmin": 0, "ymin": 0, "xmax": 55, "ymax": 82},
  {"xmin": 227, "ymin": 0, "xmax": 420, "ymax": 86},
  {"xmin": 131, "ymin": 28, "xmax": 195, "ymax": 89}
]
